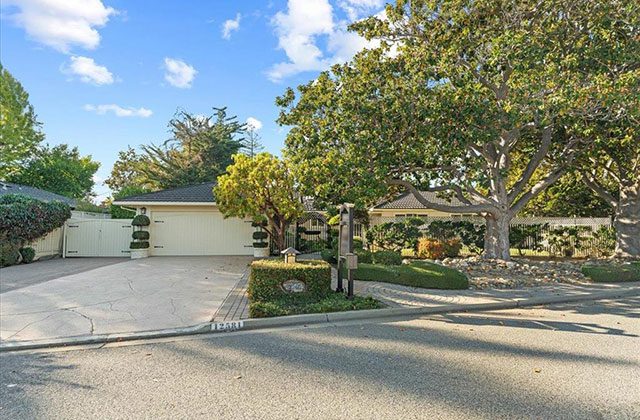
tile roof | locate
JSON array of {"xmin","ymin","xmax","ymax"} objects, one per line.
[
  {"xmin": 114, "ymin": 182, "xmax": 217, "ymax": 203},
  {"xmin": 373, "ymin": 191, "xmax": 466, "ymax": 209},
  {"xmin": 0, "ymin": 182, "xmax": 76, "ymax": 208}
]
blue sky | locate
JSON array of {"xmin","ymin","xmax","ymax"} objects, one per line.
[{"xmin": 1, "ymin": 0, "xmax": 385, "ymax": 202}]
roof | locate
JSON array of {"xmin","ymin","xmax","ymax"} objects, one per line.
[
  {"xmin": 373, "ymin": 191, "xmax": 466, "ymax": 210},
  {"xmin": 113, "ymin": 182, "xmax": 216, "ymax": 204},
  {"xmin": 0, "ymin": 182, "xmax": 76, "ymax": 208}
]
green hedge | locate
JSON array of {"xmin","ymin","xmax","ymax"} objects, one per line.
[
  {"xmin": 130, "ymin": 241, "xmax": 150, "ymax": 249},
  {"xmin": 372, "ymin": 250, "xmax": 402, "ymax": 265},
  {"xmin": 0, "ymin": 194, "xmax": 71, "ymax": 245},
  {"xmin": 19, "ymin": 247, "xmax": 36, "ymax": 264},
  {"xmin": 250, "ymin": 294, "xmax": 381, "ymax": 318},
  {"xmin": 0, "ymin": 242, "xmax": 21, "ymax": 267},
  {"xmin": 581, "ymin": 263, "xmax": 640, "ymax": 282},
  {"xmin": 248, "ymin": 259, "xmax": 331, "ymax": 302},
  {"xmin": 131, "ymin": 214, "xmax": 150, "ymax": 226},
  {"xmin": 132, "ymin": 230, "xmax": 149, "ymax": 240}
]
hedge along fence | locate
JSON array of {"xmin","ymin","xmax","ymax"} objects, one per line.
[
  {"xmin": 248, "ymin": 259, "xmax": 332, "ymax": 303},
  {"xmin": 366, "ymin": 216, "xmax": 614, "ymax": 258},
  {"xmin": 0, "ymin": 194, "xmax": 72, "ymax": 266}
]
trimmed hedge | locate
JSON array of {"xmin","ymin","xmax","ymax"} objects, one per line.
[
  {"xmin": 355, "ymin": 248, "xmax": 373, "ymax": 263},
  {"xmin": 19, "ymin": 247, "xmax": 36, "ymax": 264},
  {"xmin": 132, "ymin": 230, "xmax": 150, "ymax": 240},
  {"xmin": 372, "ymin": 250, "xmax": 402, "ymax": 265},
  {"xmin": 250, "ymin": 294, "xmax": 381, "ymax": 318},
  {"xmin": 130, "ymin": 241, "xmax": 150, "ymax": 249},
  {"xmin": 581, "ymin": 263, "xmax": 640, "ymax": 282},
  {"xmin": 248, "ymin": 259, "xmax": 331, "ymax": 302},
  {"xmin": 253, "ymin": 231, "xmax": 268, "ymax": 240},
  {"xmin": 131, "ymin": 214, "xmax": 150, "ymax": 226}
]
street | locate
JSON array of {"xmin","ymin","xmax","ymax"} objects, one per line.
[{"xmin": 1, "ymin": 297, "xmax": 639, "ymax": 419}]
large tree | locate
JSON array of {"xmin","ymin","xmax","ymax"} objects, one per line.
[
  {"xmin": 139, "ymin": 108, "xmax": 246, "ymax": 189},
  {"xmin": 104, "ymin": 147, "xmax": 147, "ymax": 194},
  {"xmin": 214, "ymin": 153, "xmax": 304, "ymax": 251},
  {"xmin": 278, "ymin": 0, "xmax": 638, "ymax": 260},
  {"xmin": 8, "ymin": 144, "xmax": 99, "ymax": 200},
  {"xmin": 0, "ymin": 63, "xmax": 44, "ymax": 178}
]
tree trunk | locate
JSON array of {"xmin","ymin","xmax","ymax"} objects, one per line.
[
  {"xmin": 483, "ymin": 212, "xmax": 512, "ymax": 260},
  {"xmin": 614, "ymin": 181, "xmax": 640, "ymax": 259}
]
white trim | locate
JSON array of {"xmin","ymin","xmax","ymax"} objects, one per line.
[{"xmin": 112, "ymin": 201, "xmax": 217, "ymax": 206}]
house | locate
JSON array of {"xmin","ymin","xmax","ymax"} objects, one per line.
[
  {"xmin": 369, "ymin": 191, "xmax": 475, "ymax": 222},
  {"xmin": 112, "ymin": 182, "xmax": 254, "ymax": 256},
  {"xmin": 0, "ymin": 182, "xmax": 76, "ymax": 208}
]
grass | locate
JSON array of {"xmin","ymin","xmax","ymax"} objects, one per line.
[
  {"xmin": 249, "ymin": 293, "xmax": 383, "ymax": 318},
  {"xmin": 352, "ymin": 260, "xmax": 469, "ymax": 290},
  {"xmin": 581, "ymin": 262, "xmax": 640, "ymax": 283}
]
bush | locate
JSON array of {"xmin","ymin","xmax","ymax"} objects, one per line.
[
  {"xmin": 0, "ymin": 194, "xmax": 71, "ymax": 245},
  {"xmin": 131, "ymin": 214, "xmax": 151, "ymax": 226},
  {"xmin": 19, "ymin": 247, "xmax": 36, "ymax": 264},
  {"xmin": 426, "ymin": 220, "xmax": 485, "ymax": 253},
  {"xmin": 253, "ymin": 231, "xmax": 268, "ymax": 240},
  {"xmin": 510, "ymin": 224, "xmax": 546, "ymax": 255},
  {"xmin": 417, "ymin": 238, "xmax": 462, "ymax": 259},
  {"xmin": 546, "ymin": 226, "xmax": 586, "ymax": 257},
  {"xmin": 132, "ymin": 230, "xmax": 150, "ymax": 240},
  {"xmin": 591, "ymin": 226, "xmax": 616, "ymax": 257},
  {"xmin": 248, "ymin": 259, "xmax": 331, "ymax": 302},
  {"xmin": 0, "ymin": 242, "xmax": 21, "ymax": 267},
  {"xmin": 372, "ymin": 250, "xmax": 402, "ymax": 265},
  {"xmin": 366, "ymin": 219, "xmax": 421, "ymax": 252},
  {"xmin": 355, "ymin": 248, "xmax": 373, "ymax": 264},
  {"xmin": 321, "ymin": 248, "xmax": 337, "ymax": 264},
  {"xmin": 130, "ymin": 241, "xmax": 149, "ymax": 249},
  {"xmin": 582, "ymin": 263, "xmax": 640, "ymax": 282},
  {"xmin": 249, "ymin": 294, "xmax": 381, "ymax": 318}
]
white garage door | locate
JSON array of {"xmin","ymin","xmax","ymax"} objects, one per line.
[{"xmin": 151, "ymin": 211, "xmax": 253, "ymax": 256}]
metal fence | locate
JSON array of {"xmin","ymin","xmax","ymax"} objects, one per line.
[{"xmin": 366, "ymin": 216, "xmax": 614, "ymax": 258}]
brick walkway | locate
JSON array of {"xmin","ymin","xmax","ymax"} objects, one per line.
[{"xmin": 211, "ymin": 271, "xmax": 250, "ymax": 321}]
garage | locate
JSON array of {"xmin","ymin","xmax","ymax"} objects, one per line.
[
  {"xmin": 151, "ymin": 210, "xmax": 253, "ymax": 256},
  {"xmin": 112, "ymin": 182, "xmax": 254, "ymax": 256}
]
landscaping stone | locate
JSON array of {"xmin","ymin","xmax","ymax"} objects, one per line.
[{"xmin": 438, "ymin": 257, "xmax": 593, "ymax": 289}]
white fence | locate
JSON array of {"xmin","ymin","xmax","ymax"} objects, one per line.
[
  {"xmin": 71, "ymin": 210, "xmax": 111, "ymax": 219},
  {"xmin": 29, "ymin": 227, "xmax": 64, "ymax": 260}
]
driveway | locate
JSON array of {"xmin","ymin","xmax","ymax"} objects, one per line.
[{"xmin": 0, "ymin": 257, "xmax": 250, "ymax": 343}]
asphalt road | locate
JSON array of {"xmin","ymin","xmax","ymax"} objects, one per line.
[{"xmin": 1, "ymin": 297, "xmax": 639, "ymax": 419}]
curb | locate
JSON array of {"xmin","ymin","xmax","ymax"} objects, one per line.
[{"xmin": 2, "ymin": 287, "xmax": 638, "ymax": 353}]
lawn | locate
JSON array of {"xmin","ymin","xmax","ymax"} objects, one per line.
[
  {"xmin": 250, "ymin": 293, "xmax": 382, "ymax": 318},
  {"xmin": 352, "ymin": 260, "xmax": 469, "ymax": 290},
  {"xmin": 581, "ymin": 262, "xmax": 640, "ymax": 283}
]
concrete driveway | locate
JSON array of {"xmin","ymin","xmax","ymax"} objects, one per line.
[{"xmin": 0, "ymin": 257, "xmax": 250, "ymax": 343}]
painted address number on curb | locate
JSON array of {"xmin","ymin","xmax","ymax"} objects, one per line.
[{"xmin": 211, "ymin": 321, "xmax": 244, "ymax": 331}]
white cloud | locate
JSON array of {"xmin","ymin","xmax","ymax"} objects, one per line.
[
  {"xmin": 338, "ymin": 0, "xmax": 384, "ymax": 20},
  {"xmin": 84, "ymin": 104, "xmax": 152, "ymax": 118},
  {"xmin": 221, "ymin": 13, "xmax": 241, "ymax": 40},
  {"xmin": 163, "ymin": 57, "xmax": 197, "ymax": 88},
  {"xmin": 63, "ymin": 56, "xmax": 114, "ymax": 85},
  {"xmin": 3, "ymin": 0, "xmax": 116, "ymax": 53},
  {"xmin": 246, "ymin": 117, "xmax": 263, "ymax": 131},
  {"xmin": 267, "ymin": 0, "xmax": 381, "ymax": 82}
]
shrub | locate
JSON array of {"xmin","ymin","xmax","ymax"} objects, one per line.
[
  {"xmin": 372, "ymin": 250, "xmax": 402, "ymax": 265},
  {"xmin": 546, "ymin": 226, "xmax": 586, "ymax": 257},
  {"xmin": 353, "ymin": 261, "xmax": 469, "ymax": 290},
  {"xmin": 253, "ymin": 231, "xmax": 268, "ymax": 240},
  {"xmin": 355, "ymin": 248, "xmax": 373, "ymax": 264},
  {"xmin": 591, "ymin": 226, "xmax": 616, "ymax": 257},
  {"xmin": 0, "ymin": 242, "xmax": 21, "ymax": 267},
  {"xmin": 131, "ymin": 214, "xmax": 151, "ymax": 226},
  {"xmin": 19, "ymin": 247, "xmax": 36, "ymax": 263},
  {"xmin": 366, "ymin": 219, "xmax": 421, "ymax": 252},
  {"xmin": 0, "ymin": 194, "xmax": 71, "ymax": 245},
  {"xmin": 417, "ymin": 238, "xmax": 447, "ymax": 259},
  {"xmin": 130, "ymin": 241, "xmax": 149, "ymax": 249},
  {"xmin": 132, "ymin": 230, "xmax": 150, "ymax": 240},
  {"xmin": 352, "ymin": 237, "xmax": 364, "ymax": 250},
  {"xmin": 510, "ymin": 224, "xmax": 546, "ymax": 255},
  {"xmin": 253, "ymin": 242, "xmax": 269, "ymax": 248},
  {"xmin": 248, "ymin": 259, "xmax": 331, "ymax": 302},
  {"xmin": 443, "ymin": 238, "xmax": 462, "ymax": 258},
  {"xmin": 426, "ymin": 220, "xmax": 485, "ymax": 253},
  {"xmin": 249, "ymin": 294, "xmax": 381, "ymax": 318},
  {"xmin": 321, "ymin": 248, "xmax": 337, "ymax": 264}
]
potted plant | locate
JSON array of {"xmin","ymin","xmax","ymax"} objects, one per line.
[
  {"xmin": 252, "ymin": 227, "xmax": 270, "ymax": 258},
  {"xmin": 130, "ymin": 214, "xmax": 150, "ymax": 259}
]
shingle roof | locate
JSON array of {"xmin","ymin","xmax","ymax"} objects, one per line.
[
  {"xmin": 0, "ymin": 182, "xmax": 76, "ymax": 208},
  {"xmin": 373, "ymin": 191, "xmax": 466, "ymax": 209},
  {"xmin": 114, "ymin": 182, "xmax": 216, "ymax": 203}
]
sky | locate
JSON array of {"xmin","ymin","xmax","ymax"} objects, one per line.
[{"xmin": 0, "ymin": 0, "xmax": 386, "ymax": 202}]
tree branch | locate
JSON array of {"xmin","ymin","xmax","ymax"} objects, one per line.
[
  {"xmin": 387, "ymin": 179, "xmax": 495, "ymax": 213},
  {"xmin": 508, "ymin": 126, "xmax": 553, "ymax": 203},
  {"xmin": 580, "ymin": 171, "xmax": 618, "ymax": 208}
]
